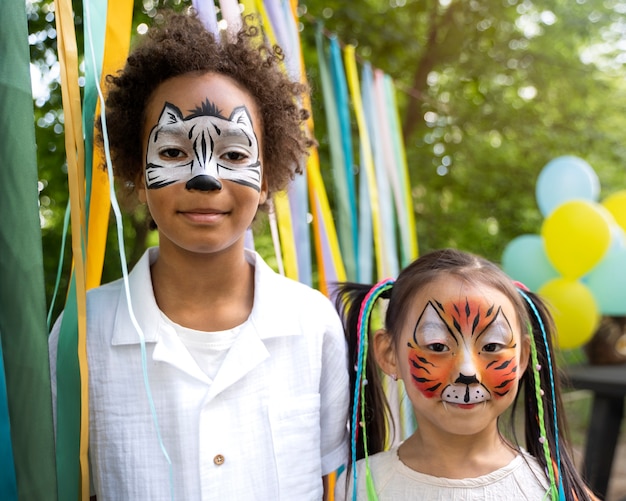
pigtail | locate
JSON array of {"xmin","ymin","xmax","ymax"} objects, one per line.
[
  {"xmin": 335, "ymin": 279, "xmax": 394, "ymax": 499},
  {"xmin": 518, "ymin": 289, "xmax": 596, "ymax": 501}
]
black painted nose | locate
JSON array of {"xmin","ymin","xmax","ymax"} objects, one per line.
[
  {"xmin": 186, "ymin": 175, "xmax": 222, "ymax": 191},
  {"xmin": 455, "ymin": 373, "xmax": 479, "ymax": 385}
]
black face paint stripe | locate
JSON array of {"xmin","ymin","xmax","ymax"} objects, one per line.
[
  {"xmin": 494, "ymin": 357, "xmax": 514, "ymax": 370},
  {"xmin": 410, "ymin": 357, "xmax": 432, "ymax": 375},
  {"xmin": 494, "ymin": 378, "xmax": 515, "ymax": 389}
]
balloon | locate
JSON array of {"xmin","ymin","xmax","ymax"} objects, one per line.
[
  {"xmin": 538, "ymin": 278, "xmax": 599, "ymax": 350},
  {"xmin": 541, "ymin": 200, "xmax": 612, "ymax": 279},
  {"xmin": 585, "ymin": 248, "xmax": 626, "ymax": 315},
  {"xmin": 535, "ymin": 156, "xmax": 600, "ymax": 217},
  {"xmin": 501, "ymin": 234, "xmax": 559, "ymax": 292},
  {"xmin": 602, "ymin": 190, "xmax": 626, "ymax": 232}
]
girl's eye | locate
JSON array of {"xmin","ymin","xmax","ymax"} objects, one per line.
[
  {"xmin": 482, "ymin": 343, "xmax": 502, "ymax": 353},
  {"xmin": 427, "ymin": 343, "xmax": 449, "ymax": 353},
  {"xmin": 161, "ymin": 148, "xmax": 185, "ymax": 159}
]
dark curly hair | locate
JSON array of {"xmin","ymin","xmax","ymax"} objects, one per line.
[{"xmin": 102, "ymin": 9, "xmax": 314, "ymax": 204}]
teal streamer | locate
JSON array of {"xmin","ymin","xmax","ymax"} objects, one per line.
[
  {"xmin": 358, "ymin": 146, "xmax": 373, "ymax": 284},
  {"xmin": 329, "ymin": 37, "xmax": 359, "ymax": 278},
  {"xmin": 81, "ymin": 0, "xmax": 107, "ymax": 220},
  {"xmin": 316, "ymin": 27, "xmax": 357, "ymax": 281},
  {"xmin": 0, "ymin": 336, "xmax": 17, "ymax": 501},
  {"xmin": 47, "ymin": 201, "xmax": 71, "ymax": 330},
  {"xmin": 383, "ymin": 76, "xmax": 412, "ymax": 268}
]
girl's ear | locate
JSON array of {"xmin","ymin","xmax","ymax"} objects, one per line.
[
  {"xmin": 519, "ymin": 333, "xmax": 531, "ymax": 374},
  {"xmin": 373, "ymin": 329, "xmax": 399, "ymax": 379}
]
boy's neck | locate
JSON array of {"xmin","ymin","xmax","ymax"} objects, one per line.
[{"xmin": 149, "ymin": 243, "xmax": 255, "ymax": 332}]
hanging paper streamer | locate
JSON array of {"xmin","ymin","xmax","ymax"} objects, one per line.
[
  {"xmin": 193, "ymin": 0, "xmax": 219, "ymax": 35},
  {"xmin": 383, "ymin": 73, "xmax": 418, "ymax": 266},
  {"xmin": 0, "ymin": 338, "xmax": 17, "ymax": 501},
  {"xmin": 316, "ymin": 30, "xmax": 358, "ymax": 282},
  {"xmin": 219, "ymin": 0, "xmax": 243, "ymax": 34},
  {"xmin": 344, "ymin": 45, "xmax": 386, "ymax": 280},
  {"xmin": 54, "ymin": 0, "xmax": 90, "ymax": 497},
  {"xmin": 362, "ymin": 62, "xmax": 399, "ymax": 279},
  {"xmin": 287, "ymin": 1, "xmax": 344, "ymax": 290},
  {"xmin": 86, "ymin": 0, "xmax": 134, "ymax": 290}
]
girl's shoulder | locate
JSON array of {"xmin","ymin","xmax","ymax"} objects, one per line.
[{"xmin": 346, "ymin": 447, "xmax": 550, "ymax": 500}]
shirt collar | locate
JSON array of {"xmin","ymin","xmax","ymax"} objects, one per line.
[{"xmin": 111, "ymin": 247, "xmax": 301, "ymax": 346}]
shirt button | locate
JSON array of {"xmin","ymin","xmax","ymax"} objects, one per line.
[{"xmin": 213, "ymin": 454, "xmax": 225, "ymax": 466}]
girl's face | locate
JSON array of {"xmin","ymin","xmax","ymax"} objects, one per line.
[
  {"xmin": 137, "ymin": 72, "xmax": 267, "ymax": 257},
  {"xmin": 376, "ymin": 275, "xmax": 529, "ymax": 438}
]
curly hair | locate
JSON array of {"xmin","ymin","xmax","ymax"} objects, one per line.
[{"xmin": 102, "ymin": 9, "xmax": 314, "ymax": 203}]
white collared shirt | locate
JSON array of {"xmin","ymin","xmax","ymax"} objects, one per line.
[{"xmin": 50, "ymin": 248, "xmax": 349, "ymax": 500}]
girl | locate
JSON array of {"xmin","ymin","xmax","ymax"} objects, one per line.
[
  {"xmin": 50, "ymin": 10, "xmax": 348, "ymax": 501},
  {"xmin": 334, "ymin": 248, "xmax": 596, "ymax": 500}
]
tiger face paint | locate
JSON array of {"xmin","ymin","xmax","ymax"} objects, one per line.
[
  {"xmin": 407, "ymin": 294, "xmax": 521, "ymax": 406},
  {"xmin": 145, "ymin": 100, "xmax": 261, "ymax": 192}
]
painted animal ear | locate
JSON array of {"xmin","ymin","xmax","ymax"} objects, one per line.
[
  {"xmin": 158, "ymin": 102, "xmax": 185, "ymax": 126},
  {"xmin": 229, "ymin": 106, "xmax": 254, "ymax": 132}
]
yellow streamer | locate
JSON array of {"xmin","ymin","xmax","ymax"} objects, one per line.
[
  {"xmin": 54, "ymin": 0, "xmax": 89, "ymax": 498},
  {"xmin": 343, "ymin": 45, "xmax": 385, "ymax": 279},
  {"xmin": 86, "ymin": 0, "xmax": 133, "ymax": 290},
  {"xmin": 250, "ymin": 0, "xmax": 299, "ymax": 279},
  {"xmin": 288, "ymin": 0, "xmax": 347, "ymax": 295},
  {"xmin": 306, "ymin": 147, "xmax": 347, "ymax": 295},
  {"xmin": 390, "ymin": 83, "xmax": 418, "ymax": 261}
]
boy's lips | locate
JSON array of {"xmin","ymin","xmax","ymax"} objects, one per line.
[{"xmin": 179, "ymin": 208, "xmax": 228, "ymax": 222}]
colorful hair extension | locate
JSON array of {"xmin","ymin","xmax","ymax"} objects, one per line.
[
  {"xmin": 351, "ymin": 278, "xmax": 394, "ymax": 501},
  {"xmin": 517, "ymin": 288, "xmax": 565, "ymax": 501}
]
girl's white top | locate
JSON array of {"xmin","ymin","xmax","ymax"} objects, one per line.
[{"xmin": 336, "ymin": 446, "xmax": 550, "ymax": 501}]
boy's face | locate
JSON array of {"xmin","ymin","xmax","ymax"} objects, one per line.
[{"xmin": 138, "ymin": 72, "xmax": 267, "ymax": 256}]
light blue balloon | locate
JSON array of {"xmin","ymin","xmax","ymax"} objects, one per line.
[
  {"xmin": 501, "ymin": 234, "xmax": 560, "ymax": 292},
  {"xmin": 535, "ymin": 155, "xmax": 600, "ymax": 217},
  {"xmin": 585, "ymin": 248, "xmax": 626, "ymax": 315}
]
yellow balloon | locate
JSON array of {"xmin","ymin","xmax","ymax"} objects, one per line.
[
  {"xmin": 602, "ymin": 190, "xmax": 626, "ymax": 232},
  {"xmin": 538, "ymin": 278, "xmax": 599, "ymax": 350},
  {"xmin": 541, "ymin": 200, "xmax": 612, "ymax": 279}
]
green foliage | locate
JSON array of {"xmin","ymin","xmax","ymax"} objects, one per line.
[
  {"xmin": 302, "ymin": 0, "xmax": 626, "ymax": 262},
  {"xmin": 30, "ymin": 0, "xmax": 626, "ymax": 318}
]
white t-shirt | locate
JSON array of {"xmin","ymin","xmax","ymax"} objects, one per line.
[
  {"xmin": 335, "ymin": 446, "xmax": 550, "ymax": 501},
  {"xmin": 50, "ymin": 247, "xmax": 349, "ymax": 501}
]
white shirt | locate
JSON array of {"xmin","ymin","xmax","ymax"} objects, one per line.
[
  {"xmin": 50, "ymin": 248, "xmax": 349, "ymax": 501},
  {"xmin": 335, "ymin": 446, "xmax": 550, "ymax": 501}
]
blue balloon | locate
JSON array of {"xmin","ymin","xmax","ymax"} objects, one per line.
[
  {"xmin": 585, "ymin": 248, "xmax": 626, "ymax": 315},
  {"xmin": 535, "ymin": 156, "xmax": 600, "ymax": 217},
  {"xmin": 501, "ymin": 234, "xmax": 560, "ymax": 292}
]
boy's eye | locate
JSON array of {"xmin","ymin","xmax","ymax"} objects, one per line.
[
  {"xmin": 222, "ymin": 151, "xmax": 248, "ymax": 161},
  {"xmin": 427, "ymin": 343, "xmax": 449, "ymax": 353},
  {"xmin": 161, "ymin": 148, "xmax": 185, "ymax": 159}
]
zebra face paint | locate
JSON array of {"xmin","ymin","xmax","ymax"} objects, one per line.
[
  {"xmin": 407, "ymin": 294, "xmax": 521, "ymax": 406},
  {"xmin": 145, "ymin": 100, "xmax": 262, "ymax": 192}
]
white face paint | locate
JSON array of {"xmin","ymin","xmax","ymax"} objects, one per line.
[{"xmin": 145, "ymin": 101, "xmax": 262, "ymax": 191}]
